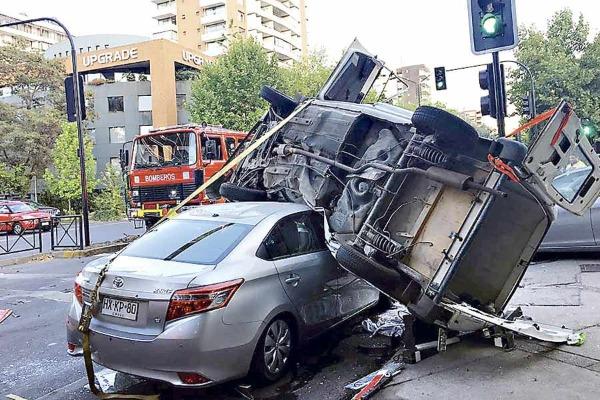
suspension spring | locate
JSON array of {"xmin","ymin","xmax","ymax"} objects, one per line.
[
  {"xmin": 412, "ymin": 145, "xmax": 448, "ymax": 165},
  {"xmin": 368, "ymin": 231, "xmax": 401, "ymax": 255}
]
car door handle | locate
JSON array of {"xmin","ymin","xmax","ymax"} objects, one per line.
[{"xmin": 285, "ymin": 274, "xmax": 301, "ymax": 286}]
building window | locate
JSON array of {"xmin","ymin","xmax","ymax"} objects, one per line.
[
  {"xmin": 138, "ymin": 95, "xmax": 152, "ymax": 112},
  {"xmin": 109, "ymin": 126, "xmax": 126, "ymax": 144},
  {"xmin": 176, "ymin": 94, "xmax": 186, "ymax": 109},
  {"xmin": 204, "ymin": 5, "xmax": 225, "ymax": 16},
  {"xmin": 140, "ymin": 125, "xmax": 153, "ymax": 135},
  {"xmin": 205, "ymin": 23, "xmax": 226, "ymax": 33},
  {"xmin": 107, "ymin": 96, "xmax": 124, "ymax": 112}
]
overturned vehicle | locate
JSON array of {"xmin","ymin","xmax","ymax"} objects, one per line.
[{"xmin": 220, "ymin": 41, "xmax": 600, "ymax": 343}]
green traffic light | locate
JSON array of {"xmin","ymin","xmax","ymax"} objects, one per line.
[
  {"xmin": 481, "ymin": 13, "xmax": 502, "ymax": 37},
  {"xmin": 581, "ymin": 119, "xmax": 598, "ymax": 139}
]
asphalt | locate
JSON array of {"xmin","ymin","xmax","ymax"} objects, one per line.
[{"xmin": 0, "ymin": 220, "xmax": 141, "ymax": 261}]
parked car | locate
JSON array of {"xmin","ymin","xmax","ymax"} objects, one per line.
[
  {"xmin": 540, "ymin": 167, "xmax": 600, "ymax": 252},
  {"xmin": 218, "ymin": 40, "xmax": 600, "ymax": 337},
  {"xmin": 66, "ymin": 202, "xmax": 380, "ymax": 387},
  {"xmin": 23, "ymin": 200, "xmax": 61, "ymax": 217},
  {"xmin": 0, "ymin": 200, "xmax": 53, "ymax": 234}
]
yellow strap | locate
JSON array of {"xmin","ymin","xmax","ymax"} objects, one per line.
[{"xmin": 79, "ymin": 100, "xmax": 312, "ymax": 399}]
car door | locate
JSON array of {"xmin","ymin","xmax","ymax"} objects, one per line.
[
  {"xmin": 261, "ymin": 212, "xmax": 341, "ymax": 336},
  {"xmin": 542, "ymin": 206, "xmax": 594, "ymax": 250},
  {"xmin": 590, "ymin": 198, "xmax": 600, "ymax": 246},
  {"xmin": 0, "ymin": 205, "xmax": 10, "ymax": 232},
  {"xmin": 523, "ymin": 100, "xmax": 600, "ymax": 216}
]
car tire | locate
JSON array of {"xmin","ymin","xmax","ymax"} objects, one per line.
[
  {"xmin": 250, "ymin": 317, "xmax": 295, "ymax": 384},
  {"xmin": 260, "ymin": 86, "xmax": 298, "ymax": 118},
  {"xmin": 220, "ymin": 182, "xmax": 268, "ymax": 202},
  {"xmin": 411, "ymin": 106, "xmax": 479, "ymax": 151},
  {"xmin": 336, "ymin": 243, "xmax": 421, "ymax": 304},
  {"xmin": 12, "ymin": 222, "xmax": 23, "ymax": 236}
]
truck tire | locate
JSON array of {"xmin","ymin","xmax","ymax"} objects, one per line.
[
  {"xmin": 260, "ymin": 86, "xmax": 298, "ymax": 118},
  {"xmin": 411, "ymin": 106, "xmax": 479, "ymax": 151},
  {"xmin": 219, "ymin": 182, "xmax": 268, "ymax": 201},
  {"xmin": 336, "ymin": 243, "xmax": 421, "ymax": 304}
]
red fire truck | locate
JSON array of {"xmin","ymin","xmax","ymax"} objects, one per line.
[{"xmin": 122, "ymin": 124, "xmax": 247, "ymax": 228}]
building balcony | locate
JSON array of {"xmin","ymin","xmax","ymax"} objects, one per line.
[
  {"xmin": 202, "ymin": 29, "xmax": 226, "ymax": 42},
  {"xmin": 153, "ymin": 30, "xmax": 178, "ymax": 41},
  {"xmin": 199, "ymin": 0, "xmax": 226, "ymax": 8},
  {"xmin": 201, "ymin": 13, "xmax": 226, "ymax": 25}
]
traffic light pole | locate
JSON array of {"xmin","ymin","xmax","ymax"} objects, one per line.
[
  {"xmin": 0, "ymin": 17, "xmax": 91, "ymax": 246},
  {"xmin": 491, "ymin": 52, "xmax": 506, "ymax": 137}
]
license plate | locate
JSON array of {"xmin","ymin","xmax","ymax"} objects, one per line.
[{"xmin": 101, "ymin": 297, "xmax": 139, "ymax": 321}]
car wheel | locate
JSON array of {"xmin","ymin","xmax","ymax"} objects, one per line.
[
  {"xmin": 411, "ymin": 106, "xmax": 479, "ymax": 151},
  {"xmin": 260, "ymin": 86, "xmax": 298, "ymax": 118},
  {"xmin": 12, "ymin": 222, "xmax": 23, "ymax": 236},
  {"xmin": 251, "ymin": 317, "xmax": 294, "ymax": 383},
  {"xmin": 220, "ymin": 182, "xmax": 268, "ymax": 202}
]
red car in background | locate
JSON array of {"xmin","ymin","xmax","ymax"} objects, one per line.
[{"xmin": 0, "ymin": 201, "xmax": 52, "ymax": 235}]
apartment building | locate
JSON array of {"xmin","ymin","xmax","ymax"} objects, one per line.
[
  {"xmin": 151, "ymin": 0, "xmax": 308, "ymax": 63},
  {"xmin": 0, "ymin": 12, "xmax": 67, "ymax": 52}
]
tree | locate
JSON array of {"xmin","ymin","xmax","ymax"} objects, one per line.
[
  {"xmin": 0, "ymin": 39, "xmax": 65, "ymax": 110},
  {"xmin": 510, "ymin": 9, "xmax": 600, "ymax": 133},
  {"xmin": 92, "ymin": 164, "xmax": 125, "ymax": 221},
  {"xmin": 279, "ymin": 50, "xmax": 332, "ymax": 98},
  {"xmin": 43, "ymin": 123, "xmax": 96, "ymax": 212},
  {"xmin": 188, "ymin": 36, "xmax": 280, "ymax": 131},
  {"xmin": 0, "ymin": 163, "xmax": 28, "ymax": 196}
]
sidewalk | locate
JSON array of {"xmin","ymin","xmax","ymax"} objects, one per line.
[{"xmin": 376, "ymin": 258, "xmax": 600, "ymax": 400}]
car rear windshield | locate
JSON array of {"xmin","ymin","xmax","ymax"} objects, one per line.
[{"xmin": 121, "ymin": 219, "xmax": 252, "ymax": 265}]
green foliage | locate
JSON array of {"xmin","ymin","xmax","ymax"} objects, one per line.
[
  {"xmin": 0, "ymin": 38, "xmax": 65, "ymax": 110},
  {"xmin": 92, "ymin": 164, "xmax": 125, "ymax": 221},
  {"xmin": 0, "ymin": 163, "xmax": 29, "ymax": 196},
  {"xmin": 188, "ymin": 36, "xmax": 280, "ymax": 131},
  {"xmin": 279, "ymin": 51, "xmax": 332, "ymax": 98},
  {"xmin": 43, "ymin": 123, "xmax": 96, "ymax": 212},
  {"xmin": 510, "ymin": 9, "xmax": 600, "ymax": 127}
]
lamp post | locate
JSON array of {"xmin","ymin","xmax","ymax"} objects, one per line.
[{"xmin": 0, "ymin": 17, "xmax": 90, "ymax": 246}]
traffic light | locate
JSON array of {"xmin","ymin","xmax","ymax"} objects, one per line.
[
  {"xmin": 468, "ymin": 0, "xmax": 518, "ymax": 55},
  {"xmin": 522, "ymin": 92, "xmax": 532, "ymax": 119},
  {"xmin": 65, "ymin": 74, "xmax": 86, "ymax": 122},
  {"xmin": 581, "ymin": 119, "xmax": 598, "ymax": 140},
  {"xmin": 479, "ymin": 63, "xmax": 506, "ymax": 119},
  {"xmin": 434, "ymin": 67, "xmax": 447, "ymax": 91}
]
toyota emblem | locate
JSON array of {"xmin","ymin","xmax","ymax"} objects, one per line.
[{"xmin": 112, "ymin": 276, "xmax": 125, "ymax": 288}]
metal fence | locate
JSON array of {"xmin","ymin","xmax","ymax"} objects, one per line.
[
  {"xmin": 51, "ymin": 215, "xmax": 83, "ymax": 250},
  {"xmin": 0, "ymin": 218, "xmax": 44, "ymax": 255}
]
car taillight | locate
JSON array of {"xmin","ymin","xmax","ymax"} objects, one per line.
[
  {"xmin": 74, "ymin": 281, "xmax": 83, "ymax": 306},
  {"xmin": 166, "ymin": 279, "xmax": 244, "ymax": 322},
  {"xmin": 177, "ymin": 372, "xmax": 210, "ymax": 385}
]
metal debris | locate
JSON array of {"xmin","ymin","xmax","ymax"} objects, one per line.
[{"xmin": 361, "ymin": 303, "xmax": 411, "ymax": 338}]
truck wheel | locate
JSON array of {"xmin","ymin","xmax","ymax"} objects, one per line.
[
  {"xmin": 336, "ymin": 243, "xmax": 421, "ymax": 304},
  {"xmin": 260, "ymin": 86, "xmax": 298, "ymax": 118},
  {"xmin": 220, "ymin": 182, "xmax": 268, "ymax": 202},
  {"xmin": 411, "ymin": 106, "xmax": 479, "ymax": 151}
]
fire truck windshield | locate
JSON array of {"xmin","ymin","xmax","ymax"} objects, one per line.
[{"xmin": 133, "ymin": 131, "xmax": 197, "ymax": 169}]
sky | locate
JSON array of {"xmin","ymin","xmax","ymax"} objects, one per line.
[{"xmin": 4, "ymin": 0, "xmax": 600, "ymax": 129}]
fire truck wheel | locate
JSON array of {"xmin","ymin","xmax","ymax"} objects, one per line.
[
  {"xmin": 411, "ymin": 106, "xmax": 479, "ymax": 151},
  {"xmin": 220, "ymin": 182, "xmax": 268, "ymax": 202},
  {"xmin": 260, "ymin": 86, "xmax": 298, "ymax": 118}
]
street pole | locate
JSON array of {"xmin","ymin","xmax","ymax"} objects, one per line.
[
  {"xmin": 491, "ymin": 52, "xmax": 505, "ymax": 137},
  {"xmin": 0, "ymin": 17, "xmax": 90, "ymax": 246}
]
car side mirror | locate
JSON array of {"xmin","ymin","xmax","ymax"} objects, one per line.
[
  {"xmin": 119, "ymin": 149, "xmax": 129, "ymax": 170},
  {"xmin": 205, "ymin": 139, "xmax": 218, "ymax": 161}
]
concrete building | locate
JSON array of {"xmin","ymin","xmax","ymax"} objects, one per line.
[
  {"xmin": 397, "ymin": 64, "xmax": 430, "ymax": 106},
  {"xmin": 150, "ymin": 0, "xmax": 308, "ymax": 63},
  {"xmin": 461, "ymin": 109, "xmax": 483, "ymax": 127},
  {"xmin": 46, "ymin": 35, "xmax": 207, "ymax": 176},
  {"xmin": 0, "ymin": 12, "xmax": 67, "ymax": 51}
]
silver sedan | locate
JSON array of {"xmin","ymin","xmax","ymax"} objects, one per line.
[{"xmin": 66, "ymin": 202, "xmax": 380, "ymax": 387}]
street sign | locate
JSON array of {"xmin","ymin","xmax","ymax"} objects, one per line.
[{"xmin": 468, "ymin": 0, "xmax": 519, "ymax": 55}]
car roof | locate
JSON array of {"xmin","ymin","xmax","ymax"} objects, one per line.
[{"xmin": 175, "ymin": 202, "xmax": 312, "ymax": 225}]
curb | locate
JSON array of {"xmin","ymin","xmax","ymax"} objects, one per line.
[{"xmin": 0, "ymin": 240, "xmax": 135, "ymax": 268}]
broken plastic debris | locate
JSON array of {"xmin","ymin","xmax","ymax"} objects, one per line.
[
  {"xmin": 361, "ymin": 303, "xmax": 410, "ymax": 338},
  {"xmin": 567, "ymin": 332, "xmax": 586, "ymax": 346}
]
